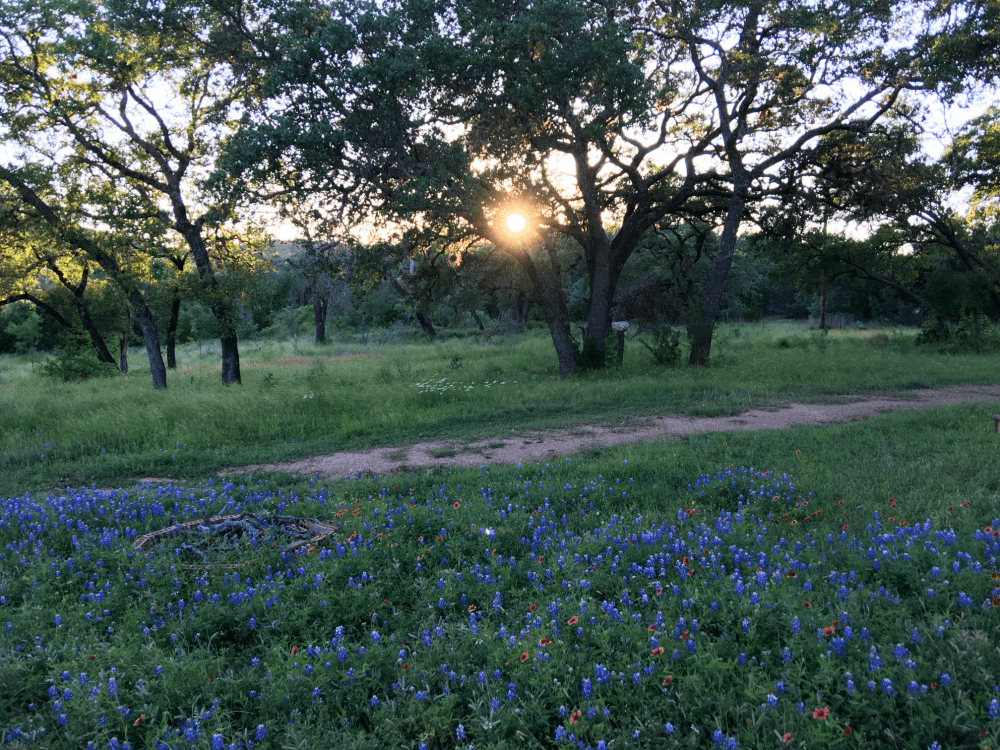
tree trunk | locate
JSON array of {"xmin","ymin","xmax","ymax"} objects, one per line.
[
  {"xmin": 819, "ymin": 271, "xmax": 827, "ymax": 330},
  {"xmin": 470, "ymin": 309, "xmax": 485, "ymax": 331},
  {"xmin": 583, "ymin": 236, "xmax": 615, "ymax": 363},
  {"xmin": 415, "ymin": 309, "xmax": 437, "ymax": 336},
  {"xmin": 167, "ymin": 292, "xmax": 181, "ymax": 369},
  {"xmin": 119, "ymin": 304, "xmax": 130, "ymax": 373},
  {"xmin": 0, "ymin": 165, "xmax": 167, "ymax": 387},
  {"xmin": 518, "ymin": 237, "xmax": 576, "ymax": 378},
  {"xmin": 74, "ymin": 293, "xmax": 116, "ymax": 365},
  {"xmin": 128, "ymin": 293, "xmax": 167, "ymax": 389},
  {"xmin": 542, "ymin": 296, "xmax": 576, "ymax": 379},
  {"xmin": 178, "ymin": 224, "xmax": 241, "ymax": 385},
  {"xmin": 514, "ymin": 293, "xmax": 529, "ymax": 330},
  {"xmin": 314, "ymin": 293, "xmax": 328, "ymax": 344},
  {"xmin": 220, "ymin": 330, "xmax": 241, "ymax": 385},
  {"xmin": 689, "ymin": 191, "xmax": 748, "ymax": 366}
]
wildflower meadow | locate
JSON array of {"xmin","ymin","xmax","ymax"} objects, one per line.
[
  {"xmin": 2, "ymin": 330, "xmax": 1000, "ymax": 749},
  {"xmin": 2, "ymin": 427, "xmax": 999, "ymax": 750}
]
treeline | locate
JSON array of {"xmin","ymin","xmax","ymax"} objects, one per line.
[
  {"xmin": 0, "ymin": 233, "xmax": 926, "ymax": 360},
  {"xmin": 1, "ymin": 0, "xmax": 998, "ymax": 387}
]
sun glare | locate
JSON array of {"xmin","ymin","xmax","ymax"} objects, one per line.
[{"xmin": 506, "ymin": 212, "xmax": 527, "ymax": 233}]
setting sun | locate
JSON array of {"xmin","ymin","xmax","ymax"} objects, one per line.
[{"xmin": 506, "ymin": 212, "xmax": 527, "ymax": 233}]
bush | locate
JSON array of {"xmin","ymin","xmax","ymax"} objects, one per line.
[
  {"xmin": 39, "ymin": 334, "xmax": 119, "ymax": 381},
  {"xmin": 0, "ymin": 303, "xmax": 43, "ymax": 354},
  {"xmin": 639, "ymin": 324, "xmax": 684, "ymax": 366},
  {"xmin": 916, "ymin": 311, "xmax": 1000, "ymax": 354}
]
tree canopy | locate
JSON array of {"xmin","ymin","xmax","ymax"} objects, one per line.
[{"xmin": 1, "ymin": 0, "xmax": 998, "ymax": 379}]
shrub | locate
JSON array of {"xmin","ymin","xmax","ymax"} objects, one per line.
[
  {"xmin": 639, "ymin": 324, "xmax": 684, "ymax": 366},
  {"xmin": 916, "ymin": 311, "xmax": 1000, "ymax": 354},
  {"xmin": 39, "ymin": 334, "xmax": 119, "ymax": 381}
]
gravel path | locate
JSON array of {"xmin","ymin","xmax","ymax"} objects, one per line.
[{"xmin": 221, "ymin": 383, "xmax": 1000, "ymax": 481}]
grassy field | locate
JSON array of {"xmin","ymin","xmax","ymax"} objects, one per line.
[
  {"xmin": 1, "ymin": 322, "xmax": 999, "ymax": 497},
  {"xmin": 0, "ymin": 323, "xmax": 999, "ymax": 749}
]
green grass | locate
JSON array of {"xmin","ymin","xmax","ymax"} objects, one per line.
[
  {"xmin": 1, "ymin": 401, "xmax": 998, "ymax": 749},
  {"xmin": 0, "ymin": 322, "xmax": 998, "ymax": 496}
]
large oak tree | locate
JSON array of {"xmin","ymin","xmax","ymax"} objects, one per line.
[{"xmin": 218, "ymin": 0, "xmax": 944, "ymax": 372}]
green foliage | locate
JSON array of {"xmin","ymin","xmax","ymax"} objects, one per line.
[
  {"xmin": 639, "ymin": 323, "xmax": 684, "ymax": 366},
  {"xmin": 0, "ymin": 302, "xmax": 43, "ymax": 353},
  {"xmin": 916, "ymin": 311, "xmax": 1000, "ymax": 354},
  {"xmin": 38, "ymin": 332, "xmax": 118, "ymax": 381}
]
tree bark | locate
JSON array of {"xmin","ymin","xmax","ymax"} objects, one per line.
[
  {"xmin": 176, "ymin": 222, "xmax": 241, "ymax": 385},
  {"xmin": 514, "ymin": 293, "xmax": 529, "ymax": 330},
  {"xmin": 167, "ymin": 292, "xmax": 181, "ymax": 369},
  {"xmin": 220, "ymin": 331, "xmax": 240, "ymax": 385},
  {"xmin": 689, "ymin": 191, "xmax": 748, "ymax": 366},
  {"xmin": 518, "ymin": 237, "xmax": 576, "ymax": 378},
  {"xmin": 119, "ymin": 303, "xmax": 130, "ymax": 373},
  {"xmin": 584, "ymin": 235, "xmax": 614, "ymax": 358},
  {"xmin": 127, "ymin": 293, "xmax": 167, "ymax": 389},
  {"xmin": 470, "ymin": 309, "xmax": 485, "ymax": 331},
  {"xmin": 71, "ymin": 270, "xmax": 117, "ymax": 365},
  {"xmin": 313, "ymin": 292, "xmax": 328, "ymax": 344},
  {"xmin": 415, "ymin": 309, "xmax": 437, "ymax": 336}
]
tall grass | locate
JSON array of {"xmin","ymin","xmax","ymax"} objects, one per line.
[{"xmin": 1, "ymin": 323, "xmax": 998, "ymax": 496}]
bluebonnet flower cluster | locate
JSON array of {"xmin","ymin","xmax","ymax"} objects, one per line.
[{"xmin": 0, "ymin": 463, "xmax": 998, "ymax": 748}]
